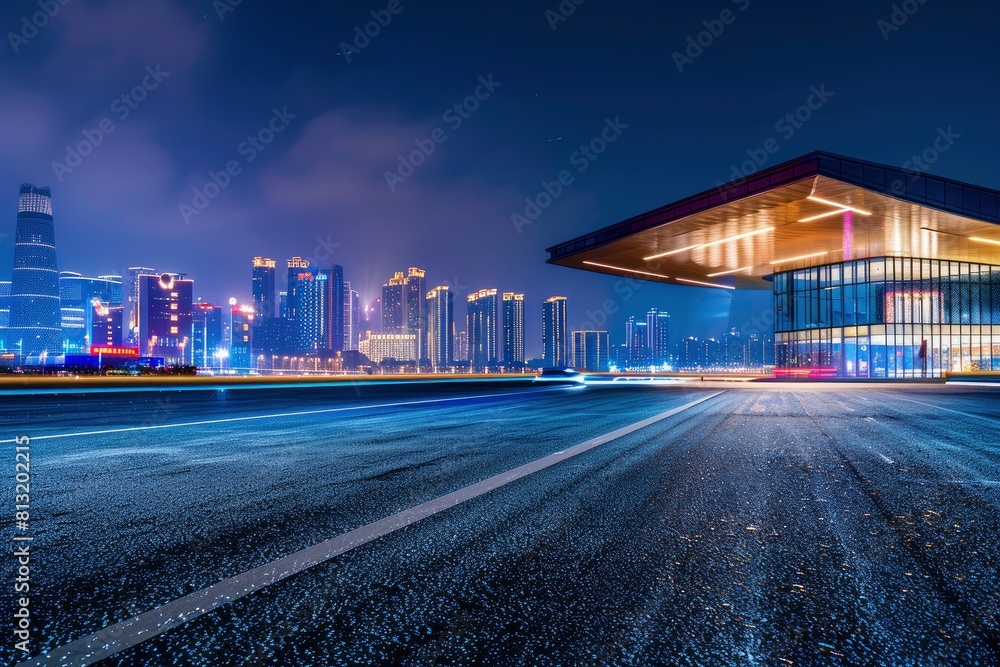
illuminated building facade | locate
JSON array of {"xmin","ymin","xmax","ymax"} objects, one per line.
[
  {"xmin": 360, "ymin": 333, "xmax": 418, "ymax": 364},
  {"xmin": 0, "ymin": 281, "xmax": 10, "ymax": 351},
  {"xmin": 625, "ymin": 316, "xmax": 648, "ymax": 368},
  {"xmin": 91, "ymin": 301, "xmax": 124, "ymax": 348},
  {"xmin": 138, "ymin": 273, "xmax": 194, "ymax": 365},
  {"xmin": 286, "ymin": 258, "xmax": 342, "ymax": 353},
  {"xmin": 426, "ymin": 285, "xmax": 455, "ymax": 370},
  {"xmin": 59, "ymin": 272, "xmax": 123, "ymax": 354},
  {"xmin": 467, "ymin": 289, "xmax": 498, "ymax": 372},
  {"xmin": 252, "ymin": 257, "xmax": 277, "ymax": 318},
  {"xmin": 502, "ymin": 292, "xmax": 525, "ymax": 367},
  {"xmin": 548, "ymin": 151, "xmax": 1000, "ymax": 379},
  {"xmin": 542, "ymin": 296, "xmax": 568, "ymax": 368},
  {"xmin": 8, "ymin": 184, "xmax": 62, "ymax": 360},
  {"xmin": 230, "ymin": 304, "xmax": 254, "ymax": 371},
  {"xmin": 571, "ymin": 330, "xmax": 610, "ymax": 371},
  {"xmin": 646, "ymin": 308, "xmax": 671, "ymax": 366},
  {"xmin": 192, "ymin": 302, "xmax": 223, "ymax": 367},
  {"xmin": 127, "ymin": 267, "xmax": 157, "ymax": 344}
]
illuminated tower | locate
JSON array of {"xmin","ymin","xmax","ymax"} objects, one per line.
[
  {"xmin": 542, "ymin": 296, "xmax": 568, "ymax": 368},
  {"xmin": 502, "ymin": 292, "xmax": 525, "ymax": 367},
  {"xmin": 467, "ymin": 289, "xmax": 498, "ymax": 372},
  {"xmin": 426, "ymin": 285, "xmax": 455, "ymax": 370},
  {"xmin": 8, "ymin": 184, "xmax": 62, "ymax": 359}
]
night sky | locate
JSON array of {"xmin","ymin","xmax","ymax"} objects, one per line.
[{"xmin": 2, "ymin": 0, "xmax": 998, "ymax": 357}]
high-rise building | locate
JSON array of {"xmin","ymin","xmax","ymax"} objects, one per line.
[
  {"xmin": 127, "ymin": 267, "xmax": 157, "ymax": 344},
  {"xmin": 59, "ymin": 272, "xmax": 123, "ymax": 354},
  {"xmin": 454, "ymin": 330, "xmax": 469, "ymax": 363},
  {"xmin": 382, "ymin": 272, "xmax": 407, "ymax": 333},
  {"xmin": 8, "ymin": 184, "xmax": 62, "ymax": 360},
  {"xmin": 426, "ymin": 285, "xmax": 455, "ymax": 370},
  {"xmin": 405, "ymin": 268, "xmax": 426, "ymax": 362},
  {"xmin": 744, "ymin": 332, "xmax": 764, "ymax": 368},
  {"xmin": 278, "ymin": 291, "xmax": 289, "ymax": 319},
  {"xmin": 467, "ymin": 289, "xmax": 499, "ymax": 372},
  {"xmin": 343, "ymin": 283, "xmax": 360, "ymax": 352},
  {"xmin": 502, "ymin": 292, "xmax": 525, "ymax": 367},
  {"xmin": 327, "ymin": 264, "xmax": 345, "ymax": 353},
  {"xmin": 571, "ymin": 331, "xmax": 610, "ymax": 371},
  {"xmin": 703, "ymin": 338, "xmax": 722, "ymax": 368},
  {"xmin": 252, "ymin": 257, "xmax": 277, "ymax": 319},
  {"xmin": 542, "ymin": 296, "xmax": 568, "ymax": 368},
  {"xmin": 138, "ymin": 273, "xmax": 194, "ymax": 365},
  {"xmin": 626, "ymin": 316, "xmax": 649, "ymax": 369},
  {"xmin": 287, "ymin": 258, "xmax": 329, "ymax": 352},
  {"xmin": 647, "ymin": 309, "xmax": 671, "ymax": 367},
  {"xmin": 90, "ymin": 301, "xmax": 124, "ymax": 348},
  {"xmin": 230, "ymin": 304, "xmax": 254, "ymax": 371},
  {"xmin": 192, "ymin": 302, "xmax": 223, "ymax": 368},
  {"xmin": 0, "ymin": 281, "xmax": 11, "ymax": 352},
  {"xmin": 678, "ymin": 336, "xmax": 700, "ymax": 368},
  {"xmin": 722, "ymin": 327, "xmax": 743, "ymax": 367}
]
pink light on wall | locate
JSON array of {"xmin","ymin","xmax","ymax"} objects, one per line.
[{"xmin": 843, "ymin": 210, "xmax": 854, "ymax": 261}]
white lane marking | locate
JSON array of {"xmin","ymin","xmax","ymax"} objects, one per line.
[
  {"xmin": 17, "ymin": 392, "xmax": 724, "ymax": 667},
  {"xmin": 0, "ymin": 389, "xmax": 563, "ymax": 445},
  {"xmin": 945, "ymin": 381, "xmax": 1000, "ymax": 388},
  {"xmin": 891, "ymin": 395, "xmax": 1000, "ymax": 424},
  {"xmin": 875, "ymin": 452, "xmax": 895, "ymax": 465}
]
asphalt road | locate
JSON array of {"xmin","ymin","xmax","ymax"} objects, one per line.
[{"xmin": 5, "ymin": 381, "xmax": 1000, "ymax": 666}]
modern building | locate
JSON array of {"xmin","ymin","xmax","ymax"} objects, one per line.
[
  {"xmin": 454, "ymin": 330, "xmax": 469, "ymax": 363},
  {"xmin": 382, "ymin": 272, "xmax": 407, "ymax": 333},
  {"xmin": 646, "ymin": 308, "xmax": 671, "ymax": 367},
  {"xmin": 547, "ymin": 151, "xmax": 1000, "ymax": 378},
  {"xmin": 192, "ymin": 302, "xmax": 223, "ymax": 368},
  {"xmin": 91, "ymin": 301, "xmax": 124, "ymax": 348},
  {"xmin": 405, "ymin": 268, "xmax": 426, "ymax": 362},
  {"xmin": 360, "ymin": 332, "xmax": 418, "ymax": 364},
  {"xmin": 542, "ymin": 296, "xmax": 568, "ymax": 368},
  {"xmin": 138, "ymin": 273, "xmax": 194, "ymax": 366},
  {"xmin": 722, "ymin": 328, "xmax": 744, "ymax": 367},
  {"xmin": 467, "ymin": 289, "xmax": 499, "ymax": 372},
  {"xmin": 703, "ymin": 338, "xmax": 722, "ymax": 368},
  {"xmin": 426, "ymin": 285, "xmax": 455, "ymax": 370},
  {"xmin": 286, "ymin": 258, "xmax": 340, "ymax": 353},
  {"xmin": 677, "ymin": 336, "xmax": 701, "ymax": 368},
  {"xmin": 127, "ymin": 267, "xmax": 157, "ymax": 344},
  {"xmin": 230, "ymin": 304, "xmax": 254, "ymax": 371},
  {"xmin": 502, "ymin": 292, "xmax": 525, "ymax": 367},
  {"xmin": 0, "ymin": 281, "xmax": 11, "ymax": 352},
  {"xmin": 252, "ymin": 257, "xmax": 277, "ymax": 319},
  {"xmin": 571, "ymin": 330, "xmax": 610, "ymax": 371},
  {"xmin": 344, "ymin": 283, "xmax": 360, "ymax": 351},
  {"xmin": 8, "ymin": 184, "xmax": 62, "ymax": 360},
  {"xmin": 59, "ymin": 272, "xmax": 123, "ymax": 354},
  {"xmin": 625, "ymin": 316, "xmax": 648, "ymax": 369}
]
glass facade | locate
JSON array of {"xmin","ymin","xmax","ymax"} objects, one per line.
[{"xmin": 775, "ymin": 257, "xmax": 1000, "ymax": 378}]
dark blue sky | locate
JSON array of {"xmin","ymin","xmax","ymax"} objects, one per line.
[{"xmin": 2, "ymin": 0, "xmax": 998, "ymax": 357}]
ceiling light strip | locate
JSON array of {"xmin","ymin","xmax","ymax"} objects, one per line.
[
  {"xmin": 582, "ymin": 261, "xmax": 670, "ymax": 278},
  {"xmin": 807, "ymin": 196, "xmax": 872, "ymax": 216},
  {"xmin": 643, "ymin": 227, "xmax": 774, "ymax": 261},
  {"xmin": 769, "ymin": 251, "xmax": 829, "ymax": 265},
  {"xmin": 676, "ymin": 278, "xmax": 736, "ymax": 290},
  {"xmin": 707, "ymin": 266, "xmax": 754, "ymax": 277}
]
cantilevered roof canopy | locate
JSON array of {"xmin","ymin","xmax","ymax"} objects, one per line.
[{"xmin": 546, "ymin": 152, "xmax": 1000, "ymax": 289}]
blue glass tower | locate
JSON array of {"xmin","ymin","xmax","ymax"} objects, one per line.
[{"xmin": 9, "ymin": 184, "xmax": 62, "ymax": 359}]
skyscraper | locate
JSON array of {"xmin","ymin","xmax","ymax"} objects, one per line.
[
  {"xmin": 251, "ymin": 257, "xmax": 277, "ymax": 318},
  {"xmin": 647, "ymin": 308, "xmax": 671, "ymax": 367},
  {"xmin": 343, "ymin": 283, "xmax": 360, "ymax": 351},
  {"xmin": 542, "ymin": 296, "xmax": 568, "ymax": 368},
  {"xmin": 287, "ymin": 258, "xmax": 329, "ymax": 352},
  {"xmin": 382, "ymin": 272, "xmax": 407, "ymax": 333},
  {"xmin": 454, "ymin": 330, "xmax": 469, "ymax": 363},
  {"xmin": 326, "ymin": 264, "xmax": 345, "ymax": 353},
  {"xmin": 405, "ymin": 268, "xmax": 426, "ymax": 362},
  {"xmin": 192, "ymin": 302, "xmax": 223, "ymax": 368},
  {"xmin": 138, "ymin": 273, "xmax": 194, "ymax": 365},
  {"xmin": 626, "ymin": 316, "xmax": 649, "ymax": 369},
  {"xmin": 467, "ymin": 289, "xmax": 498, "ymax": 372},
  {"xmin": 571, "ymin": 331, "xmax": 610, "ymax": 371},
  {"xmin": 0, "ymin": 281, "xmax": 11, "ymax": 352},
  {"xmin": 426, "ymin": 285, "xmax": 455, "ymax": 370},
  {"xmin": 502, "ymin": 292, "xmax": 525, "ymax": 368},
  {"xmin": 230, "ymin": 304, "xmax": 254, "ymax": 371},
  {"xmin": 90, "ymin": 301, "xmax": 124, "ymax": 348},
  {"xmin": 9, "ymin": 184, "xmax": 62, "ymax": 359},
  {"xmin": 127, "ymin": 266, "xmax": 157, "ymax": 344}
]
